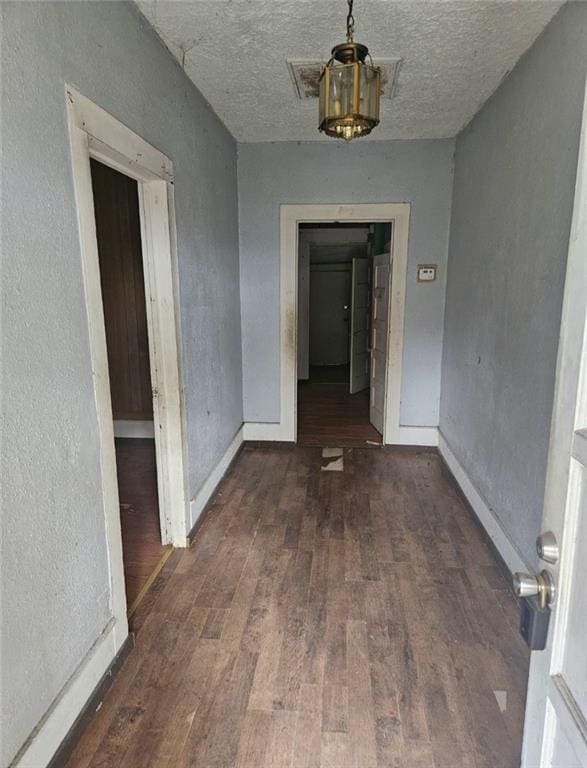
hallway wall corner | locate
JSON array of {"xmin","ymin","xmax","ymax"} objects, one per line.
[
  {"xmin": 438, "ymin": 432, "xmax": 529, "ymax": 575},
  {"xmin": 188, "ymin": 425, "xmax": 245, "ymax": 540}
]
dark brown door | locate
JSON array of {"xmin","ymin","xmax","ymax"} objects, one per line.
[{"xmin": 90, "ymin": 159, "xmax": 153, "ymax": 421}]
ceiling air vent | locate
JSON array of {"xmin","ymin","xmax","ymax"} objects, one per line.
[{"xmin": 287, "ymin": 58, "xmax": 401, "ymax": 100}]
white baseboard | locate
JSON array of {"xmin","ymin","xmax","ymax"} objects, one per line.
[
  {"xmin": 438, "ymin": 432, "xmax": 528, "ymax": 574},
  {"xmin": 242, "ymin": 422, "xmax": 292, "ymax": 441},
  {"xmin": 395, "ymin": 426, "xmax": 439, "ymax": 446},
  {"xmin": 13, "ymin": 619, "xmax": 125, "ymax": 768},
  {"xmin": 243, "ymin": 422, "xmax": 439, "ymax": 447},
  {"xmin": 113, "ymin": 420, "xmax": 154, "ymax": 438},
  {"xmin": 188, "ymin": 426, "xmax": 244, "ymax": 533}
]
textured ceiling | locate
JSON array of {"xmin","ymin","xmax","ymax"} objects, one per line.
[{"xmin": 136, "ymin": 0, "xmax": 563, "ymax": 142}]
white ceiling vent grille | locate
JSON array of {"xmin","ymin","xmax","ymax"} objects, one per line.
[{"xmin": 287, "ymin": 58, "xmax": 401, "ymax": 100}]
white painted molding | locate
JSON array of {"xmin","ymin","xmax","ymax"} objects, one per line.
[
  {"xmin": 188, "ymin": 426, "xmax": 244, "ymax": 535},
  {"xmin": 139, "ymin": 180, "xmax": 188, "ymax": 547},
  {"xmin": 278, "ymin": 203, "xmax": 411, "ymax": 445},
  {"xmin": 438, "ymin": 432, "xmax": 528, "ymax": 574},
  {"xmin": 67, "ymin": 87, "xmax": 173, "ymax": 183},
  {"xmin": 66, "ymin": 109, "xmax": 128, "ymax": 644},
  {"xmin": 113, "ymin": 420, "xmax": 155, "ymax": 438},
  {"xmin": 397, "ymin": 426, "xmax": 439, "ymax": 446},
  {"xmin": 13, "ymin": 621, "xmax": 117, "ymax": 768},
  {"xmin": 66, "ymin": 85, "xmax": 187, "ymax": 550}
]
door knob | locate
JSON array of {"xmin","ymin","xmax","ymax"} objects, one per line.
[
  {"xmin": 536, "ymin": 531, "xmax": 559, "ymax": 564},
  {"xmin": 513, "ymin": 569, "xmax": 556, "ymax": 609},
  {"xmin": 513, "ymin": 573, "xmax": 542, "ymax": 598}
]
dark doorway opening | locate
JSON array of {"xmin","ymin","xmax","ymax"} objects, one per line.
[
  {"xmin": 296, "ymin": 222, "xmax": 391, "ymax": 446},
  {"xmin": 90, "ymin": 159, "xmax": 171, "ymax": 617}
]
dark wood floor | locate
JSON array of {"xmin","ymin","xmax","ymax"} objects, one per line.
[
  {"xmin": 67, "ymin": 445, "xmax": 529, "ymax": 768},
  {"xmin": 298, "ymin": 383, "xmax": 382, "ymax": 446},
  {"xmin": 115, "ymin": 438, "xmax": 171, "ymax": 613}
]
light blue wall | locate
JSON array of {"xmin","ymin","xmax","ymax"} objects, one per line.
[
  {"xmin": 238, "ymin": 140, "xmax": 455, "ymax": 426},
  {"xmin": 1, "ymin": 2, "xmax": 242, "ymax": 764},
  {"xmin": 440, "ymin": 2, "xmax": 587, "ymax": 566},
  {"xmin": 5, "ymin": 1, "xmax": 586, "ymax": 764}
]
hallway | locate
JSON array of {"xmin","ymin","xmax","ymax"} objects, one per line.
[{"xmin": 66, "ymin": 445, "xmax": 529, "ymax": 768}]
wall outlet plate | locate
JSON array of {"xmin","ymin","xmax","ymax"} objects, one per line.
[{"xmin": 417, "ymin": 264, "xmax": 437, "ymax": 282}]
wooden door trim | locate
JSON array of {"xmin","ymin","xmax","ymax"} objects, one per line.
[
  {"xmin": 66, "ymin": 90, "xmax": 188, "ymax": 571},
  {"xmin": 250, "ymin": 203, "xmax": 410, "ymax": 445}
]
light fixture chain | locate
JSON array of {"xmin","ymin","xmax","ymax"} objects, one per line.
[{"xmin": 346, "ymin": 0, "xmax": 355, "ymax": 42}]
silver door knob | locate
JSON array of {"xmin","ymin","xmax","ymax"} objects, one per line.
[
  {"xmin": 513, "ymin": 569, "xmax": 556, "ymax": 608},
  {"xmin": 536, "ymin": 531, "xmax": 559, "ymax": 564},
  {"xmin": 513, "ymin": 572, "xmax": 540, "ymax": 597}
]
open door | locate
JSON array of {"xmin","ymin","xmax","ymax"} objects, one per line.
[
  {"xmin": 349, "ymin": 257, "xmax": 370, "ymax": 394},
  {"xmin": 369, "ymin": 251, "xmax": 391, "ymax": 434},
  {"xmin": 518, "ymin": 86, "xmax": 587, "ymax": 768}
]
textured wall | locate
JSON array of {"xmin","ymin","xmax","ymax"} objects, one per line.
[
  {"xmin": 440, "ymin": 2, "xmax": 587, "ymax": 566},
  {"xmin": 1, "ymin": 2, "xmax": 241, "ymax": 764},
  {"xmin": 238, "ymin": 140, "xmax": 455, "ymax": 425}
]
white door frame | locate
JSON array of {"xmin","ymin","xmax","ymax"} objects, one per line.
[
  {"xmin": 66, "ymin": 89, "xmax": 188, "ymax": 580},
  {"xmin": 246, "ymin": 203, "xmax": 410, "ymax": 444}
]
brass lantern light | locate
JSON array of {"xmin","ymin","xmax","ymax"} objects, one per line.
[{"xmin": 319, "ymin": 0, "xmax": 381, "ymax": 141}]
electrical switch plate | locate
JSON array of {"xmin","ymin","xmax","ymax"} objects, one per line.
[{"xmin": 417, "ymin": 264, "xmax": 437, "ymax": 282}]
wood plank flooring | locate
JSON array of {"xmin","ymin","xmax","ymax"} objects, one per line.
[
  {"xmin": 298, "ymin": 383, "xmax": 382, "ymax": 446},
  {"xmin": 115, "ymin": 438, "xmax": 170, "ymax": 612},
  {"xmin": 67, "ymin": 445, "xmax": 529, "ymax": 768}
]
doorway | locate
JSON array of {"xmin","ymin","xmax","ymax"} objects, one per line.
[
  {"xmin": 65, "ymin": 88, "xmax": 187, "ymax": 716},
  {"xmin": 268, "ymin": 203, "xmax": 409, "ymax": 445},
  {"xmin": 90, "ymin": 159, "xmax": 172, "ymax": 617},
  {"xmin": 297, "ymin": 222, "xmax": 392, "ymax": 446}
]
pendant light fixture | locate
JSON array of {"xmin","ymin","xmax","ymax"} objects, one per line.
[{"xmin": 318, "ymin": 0, "xmax": 381, "ymax": 141}]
